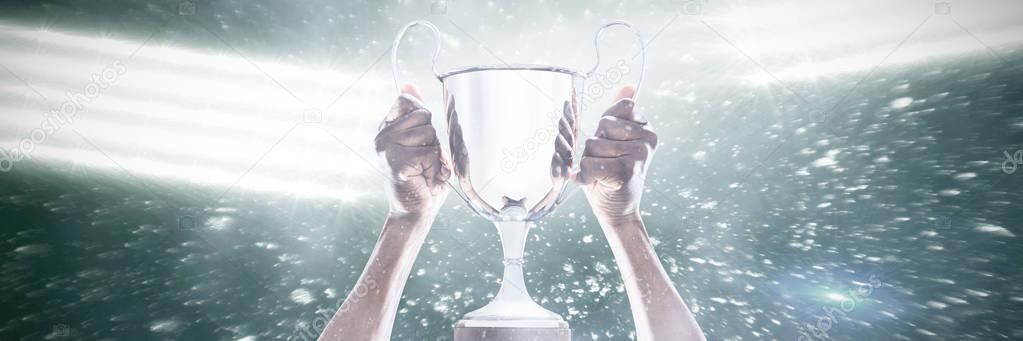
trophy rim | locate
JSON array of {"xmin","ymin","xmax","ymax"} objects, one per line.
[{"xmin": 437, "ymin": 64, "xmax": 586, "ymax": 80}]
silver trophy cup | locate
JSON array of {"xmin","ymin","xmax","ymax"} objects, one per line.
[{"xmin": 391, "ymin": 20, "xmax": 645, "ymax": 340}]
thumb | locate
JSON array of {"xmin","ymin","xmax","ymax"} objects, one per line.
[
  {"xmin": 603, "ymin": 84, "xmax": 645, "ymax": 123},
  {"xmin": 401, "ymin": 83, "xmax": 424, "ymax": 101},
  {"xmin": 614, "ymin": 84, "xmax": 636, "ymax": 102},
  {"xmin": 386, "ymin": 83, "xmax": 427, "ymax": 122}
]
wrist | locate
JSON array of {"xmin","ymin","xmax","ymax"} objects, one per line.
[
  {"xmin": 385, "ymin": 210, "xmax": 433, "ymax": 227},
  {"xmin": 597, "ymin": 210, "xmax": 643, "ymax": 229},
  {"xmin": 584, "ymin": 187, "xmax": 643, "ymax": 228},
  {"xmin": 373, "ymin": 213, "xmax": 435, "ymax": 264},
  {"xmin": 382, "ymin": 212, "xmax": 435, "ymax": 241}
]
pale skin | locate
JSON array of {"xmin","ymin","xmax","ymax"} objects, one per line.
[{"xmin": 317, "ymin": 84, "xmax": 705, "ymax": 341}]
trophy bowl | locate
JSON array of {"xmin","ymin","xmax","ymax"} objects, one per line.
[{"xmin": 391, "ymin": 20, "xmax": 645, "ymax": 341}]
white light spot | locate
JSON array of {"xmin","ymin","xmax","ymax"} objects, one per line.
[
  {"xmin": 890, "ymin": 97, "xmax": 914, "ymax": 109},
  {"xmin": 290, "ymin": 288, "xmax": 315, "ymax": 305},
  {"xmin": 975, "ymin": 224, "xmax": 1015, "ymax": 237}
]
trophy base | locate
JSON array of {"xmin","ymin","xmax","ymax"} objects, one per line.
[{"xmin": 454, "ymin": 320, "xmax": 570, "ymax": 341}]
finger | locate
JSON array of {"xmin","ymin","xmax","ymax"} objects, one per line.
[
  {"xmin": 553, "ymin": 133, "xmax": 573, "ymax": 163},
  {"xmin": 384, "ymin": 89, "xmax": 428, "ymax": 123},
  {"xmin": 425, "ymin": 152, "xmax": 452, "ymax": 193},
  {"xmin": 559, "ymin": 99, "xmax": 577, "ymax": 135},
  {"xmin": 601, "ymin": 99, "xmax": 646, "ymax": 124},
  {"xmin": 602, "ymin": 85, "xmax": 646, "ymax": 124},
  {"xmin": 401, "ymin": 83, "xmax": 424, "ymax": 101},
  {"xmin": 436, "ymin": 157, "xmax": 452, "ymax": 184},
  {"xmin": 558, "ymin": 115, "xmax": 576, "ymax": 147},
  {"xmin": 551, "ymin": 156, "xmax": 571, "ymax": 179},
  {"xmin": 376, "ymin": 112, "xmax": 434, "ymax": 151},
  {"xmin": 448, "ymin": 120, "xmax": 469, "ymax": 177},
  {"xmin": 553, "ymin": 114, "xmax": 575, "ymax": 160},
  {"xmin": 379, "ymin": 109, "xmax": 432, "ymax": 134},
  {"xmin": 551, "ymin": 140, "xmax": 572, "ymax": 179},
  {"xmin": 392, "ymin": 125, "xmax": 438, "ymax": 147},
  {"xmin": 614, "ymin": 84, "xmax": 636, "ymax": 102},
  {"xmin": 595, "ymin": 116, "xmax": 658, "ymax": 146},
  {"xmin": 583, "ymin": 138, "xmax": 650, "ymax": 159}
]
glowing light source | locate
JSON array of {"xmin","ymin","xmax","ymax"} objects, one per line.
[
  {"xmin": 0, "ymin": 23, "xmax": 394, "ymax": 200},
  {"xmin": 826, "ymin": 292, "xmax": 847, "ymax": 302}
]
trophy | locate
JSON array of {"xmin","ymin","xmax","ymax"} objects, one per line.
[{"xmin": 391, "ymin": 20, "xmax": 645, "ymax": 340}]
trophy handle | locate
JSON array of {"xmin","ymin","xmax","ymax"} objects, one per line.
[
  {"xmin": 392, "ymin": 21, "xmax": 485, "ymax": 219},
  {"xmin": 391, "ymin": 20, "xmax": 443, "ymax": 93},
  {"xmin": 586, "ymin": 20, "xmax": 646, "ymax": 103}
]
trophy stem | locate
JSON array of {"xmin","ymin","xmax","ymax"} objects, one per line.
[{"xmin": 495, "ymin": 220, "xmax": 532, "ymax": 302}]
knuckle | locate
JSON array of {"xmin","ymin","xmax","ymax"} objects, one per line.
[
  {"xmin": 583, "ymin": 137, "xmax": 603, "ymax": 153},
  {"xmin": 629, "ymin": 141, "xmax": 650, "ymax": 159},
  {"xmin": 595, "ymin": 117, "xmax": 617, "ymax": 135},
  {"xmin": 579, "ymin": 157, "xmax": 598, "ymax": 171},
  {"xmin": 582, "ymin": 157, "xmax": 612, "ymax": 172},
  {"xmin": 641, "ymin": 129, "xmax": 658, "ymax": 148},
  {"xmin": 375, "ymin": 138, "xmax": 397, "ymax": 154},
  {"xmin": 410, "ymin": 109, "xmax": 433, "ymax": 123},
  {"xmin": 632, "ymin": 151, "xmax": 650, "ymax": 166},
  {"xmin": 407, "ymin": 125, "xmax": 439, "ymax": 145}
]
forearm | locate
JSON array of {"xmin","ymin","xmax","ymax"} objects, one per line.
[
  {"xmin": 318, "ymin": 213, "xmax": 432, "ymax": 341},
  {"xmin": 598, "ymin": 213, "xmax": 706, "ymax": 341}
]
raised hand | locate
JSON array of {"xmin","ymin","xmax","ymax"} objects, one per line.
[
  {"xmin": 577, "ymin": 85, "xmax": 657, "ymax": 223},
  {"xmin": 375, "ymin": 83, "xmax": 451, "ymax": 218},
  {"xmin": 319, "ymin": 84, "xmax": 451, "ymax": 341},
  {"xmin": 576, "ymin": 85, "xmax": 705, "ymax": 341}
]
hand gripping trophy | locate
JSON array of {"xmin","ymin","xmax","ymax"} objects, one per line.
[{"xmin": 391, "ymin": 20, "xmax": 646, "ymax": 340}]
